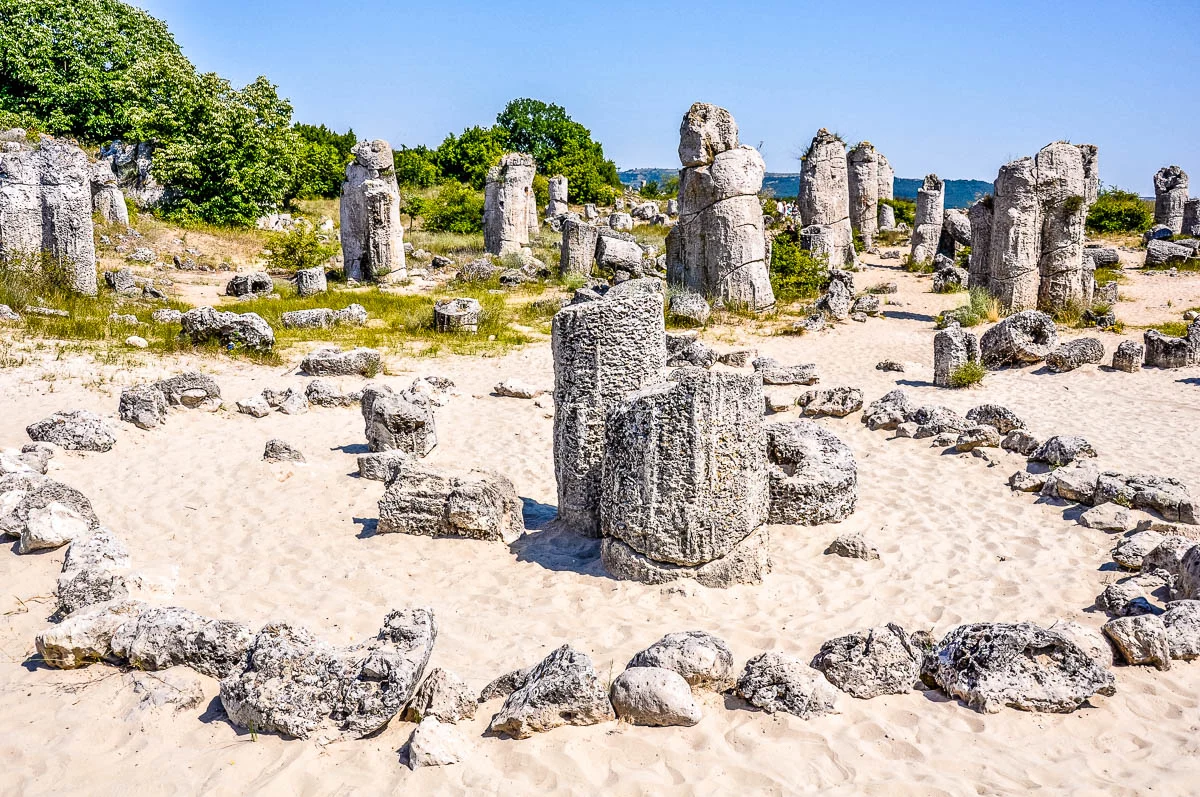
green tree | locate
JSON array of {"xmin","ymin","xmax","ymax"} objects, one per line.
[
  {"xmin": 0, "ymin": 0, "xmax": 193, "ymax": 141},
  {"xmin": 422, "ymin": 182, "xmax": 484, "ymax": 234},
  {"xmin": 435, "ymin": 125, "xmax": 507, "ymax": 188},
  {"xmin": 289, "ymin": 123, "xmax": 356, "ymax": 199},
  {"xmin": 494, "ymin": 98, "xmax": 620, "ymax": 204},
  {"xmin": 153, "ymin": 74, "xmax": 300, "ymax": 227},
  {"xmin": 394, "ymin": 145, "xmax": 440, "ymax": 188},
  {"xmin": 770, "ymin": 228, "xmax": 828, "ymax": 302},
  {"xmin": 1087, "ymin": 187, "xmax": 1153, "ymax": 234}
]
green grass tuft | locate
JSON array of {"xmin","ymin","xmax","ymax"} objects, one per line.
[{"xmin": 948, "ymin": 361, "xmax": 986, "ymax": 388}]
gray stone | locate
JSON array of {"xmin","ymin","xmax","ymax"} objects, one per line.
[
  {"xmin": 956, "ymin": 425, "xmax": 1001, "ymax": 452},
  {"xmin": 1144, "ymin": 322, "xmax": 1200, "ymax": 368},
  {"xmin": 752, "ymin": 356, "xmax": 819, "ymax": 385},
  {"xmin": 1002, "ymin": 429, "xmax": 1041, "ymax": 456},
  {"xmin": 1180, "ymin": 546, "xmax": 1200, "ymax": 600},
  {"xmin": 118, "ymin": 385, "xmax": 168, "ymax": 430},
  {"xmin": 484, "ymin": 153, "xmax": 537, "ymax": 256},
  {"xmin": 560, "ymin": 218, "xmax": 598, "ymax": 278},
  {"xmin": 847, "ymin": 142, "xmax": 880, "ymax": 247},
  {"xmin": 1030, "ymin": 435, "xmax": 1096, "ymax": 467},
  {"xmin": 363, "ymin": 390, "xmax": 436, "ymax": 456},
  {"xmin": 825, "ymin": 531, "xmax": 879, "ymax": 560},
  {"xmin": 596, "ymin": 234, "xmax": 644, "ymax": 271},
  {"xmin": 1045, "ymin": 338, "xmax": 1105, "ymax": 373},
  {"xmin": 1153, "ymin": 165, "xmax": 1189, "ymax": 234},
  {"xmin": 736, "ymin": 652, "xmax": 839, "ymax": 718},
  {"xmin": 797, "ymin": 129, "xmax": 855, "ymax": 268},
  {"xmin": 796, "ymin": 386, "xmax": 863, "ymax": 418},
  {"xmin": 1093, "ymin": 471, "xmax": 1196, "ymax": 524},
  {"xmin": 1163, "ymin": 601, "xmax": 1200, "ymax": 660},
  {"xmin": 294, "ymin": 267, "xmax": 327, "ymax": 297},
  {"xmin": 109, "ymin": 605, "xmax": 252, "ymax": 678},
  {"xmin": 1112, "ymin": 341, "xmax": 1144, "ymax": 373},
  {"xmin": 668, "ymin": 292, "xmax": 711, "ymax": 326},
  {"xmin": 154, "ymin": 372, "xmax": 221, "ymax": 409},
  {"xmin": 341, "ymin": 140, "xmax": 405, "ymax": 281},
  {"xmin": 934, "ymin": 323, "xmax": 981, "ymax": 387},
  {"xmin": 600, "ymin": 525, "xmax": 771, "ymax": 588},
  {"xmin": 488, "ymin": 645, "xmax": 615, "ymax": 738},
  {"xmin": 610, "ymin": 667, "xmax": 701, "ymax": 727},
  {"xmin": 356, "ymin": 450, "xmax": 412, "ymax": 482},
  {"xmin": 403, "ymin": 667, "xmax": 476, "ymax": 724},
  {"xmin": 910, "ymin": 174, "xmax": 945, "ymax": 265},
  {"xmin": 27, "ymin": 410, "xmax": 115, "ymax": 452},
  {"xmin": 181, "ymin": 306, "xmax": 275, "ymax": 351},
  {"xmin": 236, "ymin": 396, "xmax": 271, "ymax": 418},
  {"xmin": 627, "ymin": 631, "xmax": 734, "ymax": 691},
  {"xmin": 1009, "ymin": 470, "xmax": 1048, "ymax": 493},
  {"xmin": 404, "ymin": 717, "xmax": 466, "ymax": 769},
  {"xmin": 305, "ymin": 379, "xmax": 354, "ymax": 408},
  {"xmin": 811, "ymin": 624, "xmax": 930, "ymax": 699},
  {"xmin": 301, "ymin": 346, "xmax": 380, "ymax": 377},
  {"xmin": 220, "ymin": 609, "xmax": 436, "ymax": 739},
  {"xmin": 980, "ymin": 311, "xmax": 1058, "ymax": 368},
  {"xmin": 965, "ymin": 404, "xmax": 1025, "ymax": 435},
  {"xmin": 433, "ymin": 298, "xmax": 482, "ymax": 334},
  {"xmin": 1112, "ymin": 530, "xmax": 1165, "ymax": 570},
  {"xmin": 1078, "ymin": 503, "xmax": 1136, "ymax": 533},
  {"xmin": 1040, "ymin": 462, "xmax": 1101, "ymax": 503},
  {"xmin": 377, "ymin": 462, "xmax": 522, "ymax": 542},
  {"xmin": 546, "ymin": 175, "xmax": 568, "ymax": 217},
  {"xmin": 765, "ymin": 420, "xmax": 856, "ymax": 525},
  {"xmin": 224, "ymin": 271, "xmax": 272, "ymax": 297},
  {"xmin": 926, "ymin": 622, "xmax": 1116, "ymax": 713},
  {"xmin": 1143, "ymin": 536, "xmax": 1195, "ymax": 578},
  {"xmin": 55, "ymin": 527, "xmax": 131, "ymax": 617},
  {"xmin": 862, "ymin": 389, "xmax": 917, "ymax": 431},
  {"xmin": 1103, "ymin": 614, "xmax": 1170, "ymax": 670},
  {"xmin": 263, "ymin": 439, "xmax": 304, "ymax": 463}
]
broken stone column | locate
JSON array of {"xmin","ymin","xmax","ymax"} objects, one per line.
[
  {"xmin": 90, "ymin": 161, "xmax": 129, "ymax": 227},
  {"xmin": 552, "ymin": 289, "xmax": 667, "ymax": 535},
  {"xmin": 484, "ymin": 153, "xmax": 537, "ymax": 256},
  {"xmin": 600, "ymin": 368, "xmax": 769, "ymax": 587},
  {"xmin": 340, "ymin": 140, "xmax": 405, "ymax": 282},
  {"xmin": 798, "ymin": 129, "xmax": 856, "ymax": 268},
  {"xmin": 910, "ymin": 174, "xmax": 944, "ymax": 265},
  {"xmin": 559, "ymin": 217, "xmax": 598, "ymax": 278},
  {"xmin": 877, "ymin": 152, "xmax": 894, "ymax": 201},
  {"xmin": 546, "ymin": 175, "xmax": 568, "ymax": 218},
  {"xmin": 1154, "ymin": 166, "xmax": 1189, "ymax": 235},
  {"xmin": 847, "ymin": 142, "xmax": 879, "ymax": 248},
  {"xmin": 1183, "ymin": 199, "xmax": 1200, "ymax": 237},
  {"xmin": 933, "ymin": 323, "xmax": 981, "ymax": 387},
  {"xmin": 0, "ymin": 137, "xmax": 97, "ymax": 295},
  {"xmin": 878, "ymin": 203, "xmax": 895, "ymax": 231},
  {"xmin": 666, "ymin": 103, "xmax": 775, "ymax": 311},
  {"xmin": 966, "ymin": 197, "xmax": 993, "ymax": 289},
  {"xmin": 987, "ymin": 157, "xmax": 1041, "ymax": 310},
  {"xmin": 937, "ymin": 208, "xmax": 972, "ymax": 260},
  {"xmin": 1037, "ymin": 142, "xmax": 1097, "ymax": 311}
]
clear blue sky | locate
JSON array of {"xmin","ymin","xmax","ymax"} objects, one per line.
[{"xmin": 135, "ymin": 0, "xmax": 1198, "ymax": 193}]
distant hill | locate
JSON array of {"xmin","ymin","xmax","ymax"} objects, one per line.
[{"xmin": 619, "ymin": 170, "xmax": 992, "ymax": 209}]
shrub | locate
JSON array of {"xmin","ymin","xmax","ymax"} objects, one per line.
[
  {"xmin": 435, "ymin": 126, "xmax": 507, "ymax": 189},
  {"xmin": 770, "ymin": 229, "xmax": 828, "ymax": 302},
  {"xmin": 263, "ymin": 224, "xmax": 338, "ymax": 273},
  {"xmin": 852, "ymin": 232, "xmax": 865, "ymax": 254},
  {"xmin": 881, "ymin": 197, "xmax": 916, "ymax": 227},
  {"xmin": 422, "ymin": 182, "xmax": 484, "ymax": 234},
  {"xmin": 949, "ymin": 361, "xmax": 986, "ymax": 388},
  {"xmin": 290, "ymin": 123, "xmax": 356, "ymax": 199},
  {"xmin": 956, "ymin": 245, "xmax": 972, "ymax": 269},
  {"xmin": 937, "ymin": 287, "xmax": 1000, "ymax": 328},
  {"xmin": 394, "ymin": 145, "xmax": 440, "ymax": 188},
  {"xmin": 1094, "ymin": 266, "xmax": 1125, "ymax": 285},
  {"xmin": 641, "ymin": 180, "xmax": 661, "ymax": 198},
  {"xmin": 1087, "ymin": 188, "xmax": 1152, "ymax": 234},
  {"xmin": 532, "ymin": 173, "xmax": 549, "ymax": 213}
]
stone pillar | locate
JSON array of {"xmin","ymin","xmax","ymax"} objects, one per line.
[
  {"xmin": 667, "ymin": 102, "xmax": 775, "ymax": 311},
  {"xmin": 1036, "ymin": 142, "xmax": 1094, "ymax": 311},
  {"xmin": 798, "ymin": 129, "xmax": 855, "ymax": 268},
  {"xmin": 1154, "ymin": 166, "xmax": 1189, "ymax": 235},
  {"xmin": 937, "ymin": 208, "xmax": 972, "ymax": 260},
  {"xmin": 90, "ymin": 160, "xmax": 129, "ymax": 227},
  {"xmin": 551, "ymin": 291, "xmax": 667, "ymax": 536},
  {"xmin": 847, "ymin": 142, "xmax": 879, "ymax": 248},
  {"xmin": 877, "ymin": 152, "xmax": 895, "ymax": 201},
  {"xmin": 987, "ymin": 157, "xmax": 1041, "ymax": 311},
  {"xmin": 0, "ymin": 138, "xmax": 97, "ymax": 295},
  {"xmin": 546, "ymin": 175, "xmax": 568, "ymax": 217},
  {"xmin": 599, "ymin": 368, "xmax": 769, "ymax": 587},
  {"xmin": 1184, "ymin": 199, "xmax": 1200, "ymax": 237},
  {"xmin": 934, "ymin": 323, "xmax": 981, "ymax": 387},
  {"xmin": 966, "ymin": 197, "xmax": 993, "ymax": 290},
  {"xmin": 483, "ymin": 153, "xmax": 537, "ymax": 256},
  {"xmin": 340, "ymin": 140, "xmax": 405, "ymax": 282},
  {"xmin": 910, "ymin": 174, "xmax": 945, "ymax": 265},
  {"xmin": 559, "ymin": 217, "xmax": 599, "ymax": 278},
  {"xmin": 878, "ymin": 203, "xmax": 895, "ymax": 230}
]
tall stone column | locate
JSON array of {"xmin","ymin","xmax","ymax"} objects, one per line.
[
  {"xmin": 483, "ymin": 153, "xmax": 537, "ymax": 256},
  {"xmin": 546, "ymin": 175, "xmax": 568, "ymax": 217},
  {"xmin": 909, "ymin": 174, "xmax": 944, "ymax": 265},
  {"xmin": 667, "ymin": 103, "xmax": 775, "ymax": 311},
  {"xmin": 798, "ymin": 129, "xmax": 856, "ymax": 268},
  {"xmin": 1036, "ymin": 142, "xmax": 1095, "ymax": 311},
  {"xmin": 340, "ymin": 140, "xmax": 405, "ymax": 282},
  {"xmin": 987, "ymin": 157, "xmax": 1041, "ymax": 310},
  {"xmin": 1154, "ymin": 165, "xmax": 1189, "ymax": 234},
  {"xmin": 847, "ymin": 142, "xmax": 879, "ymax": 248},
  {"xmin": 966, "ymin": 197, "xmax": 993, "ymax": 290},
  {"xmin": 877, "ymin": 152, "xmax": 895, "ymax": 201}
]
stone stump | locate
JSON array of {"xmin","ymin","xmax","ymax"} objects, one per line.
[
  {"xmin": 433, "ymin": 298, "xmax": 482, "ymax": 334},
  {"xmin": 910, "ymin": 174, "xmax": 945, "ymax": 265},
  {"xmin": 546, "ymin": 175, "xmax": 568, "ymax": 218},
  {"xmin": 1154, "ymin": 166, "xmax": 1189, "ymax": 235},
  {"xmin": 559, "ymin": 218, "xmax": 599, "ymax": 278},
  {"xmin": 340, "ymin": 140, "xmax": 405, "ymax": 282},
  {"xmin": 847, "ymin": 142, "xmax": 879, "ymax": 248},
  {"xmin": 484, "ymin": 154, "xmax": 537, "ymax": 256}
]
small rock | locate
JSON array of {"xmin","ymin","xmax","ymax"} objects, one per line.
[
  {"xmin": 825, "ymin": 531, "xmax": 879, "ymax": 561},
  {"xmin": 263, "ymin": 439, "xmax": 304, "ymax": 463},
  {"xmin": 610, "ymin": 667, "xmax": 702, "ymax": 727}
]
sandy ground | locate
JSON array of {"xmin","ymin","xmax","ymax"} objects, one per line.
[{"xmin": 2, "ymin": 257, "xmax": 1200, "ymax": 796}]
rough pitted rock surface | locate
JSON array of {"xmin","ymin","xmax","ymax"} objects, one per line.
[
  {"xmin": 220, "ymin": 609, "xmax": 436, "ymax": 739},
  {"xmin": 965, "ymin": 404, "xmax": 1026, "ymax": 435},
  {"xmin": 559, "ymin": 218, "xmax": 599, "ymax": 278},
  {"xmin": 926, "ymin": 622, "xmax": 1116, "ymax": 713},
  {"xmin": 488, "ymin": 645, "xmax": 615, "ymax": 738},
  {"xmin": 363, "ymin": 387, "xmax": 436, "ymax": 456},
  {"xmin": 753, "ymin": 357, "xmax": 819, "ymax": 385},
  {"xmin": 847, "ymin": 142, "xmax": 880, "ymax": 247},
  {"xmin": 377, "ymin": 462, "xmax": 523, "ymax": 542},
  {"xmin": 1040, "ymin": 462, "xmax": 1100, "ymax": 502},
  {"xmin": 1093, "ymin": 472, "xmax": 1196, "ymax": 524},
  {"xmin": 980, "ymin": 311, "xmax": 1058, "ymax": 368},
  {"xmin": 263, "ymin": 439, "xmax": 304, "ymax": 463},
  {"xmin": 1031, "ymin": 436, "xmax": 1096, "ymax": 467},
  {"xmin": 796, "ymin": 387, "xmax": 863, "ymax": 418},
  {"xmin": 933, "ymin": 323, "xmax": 981, "ymax": 387},
  {"xmin": 403, "ymin": 667, "xmax": 476, "ymax": 723},
  {"xmin": 55, "ymin": 527, "xmax": 131, "ymax": 617},
  {"xmin": 484, "ymin": 153, "xmax": 537, "ymax": 256},
  {"xmin": 825, "ymin": 531, "xmax": 880, "ymax": 560},
  {"xmin": 181, "ymin": 307, "xmax": 274, "ymax": 351},
  {"xmin": 666, "ymin": 103, "xmax": 775, "ymax": 310},
  {"xmin": 552, "ymin": 292, "xmax": 666, "ymax": 535},
  {"xmin": 610, "ymin": 667, "xmax": 702, "ymax": 727},
  {"xmin": 300, "ymin": 346, "xmax": 380, "ymax": 377},
  {"xmin": 109, "ymin": 605, "xmax": 252, "ymax": 678},
  {"xmin": 798, "ymin": 129, "xmax": 856, "ymax": 269},
  {"xmin": 627, "ymin": 631, "xmax": 735, "ymax": 692},
  {"xmin": 27, "ymin": 410, "xmax": 115, "ymax": 452},
  {"xmin": 1112, "ymin": 340, "xmax": 1144, "ymax": 373},
  {"xmin": 600, "ymin": 527, "xmax": 771, "ymax": 588},
  {"xmin": 862, "ymin": 390, "xmax": 917, "ymax": 431},
  {"xmin": 225, "ymin": 271, "xmax": 272, "ymax": 297},
  {"xmin": 118, "ymin": 385, "xmax": 168, "ymax": 430},
  {"xmin": 910, "ymin": 174, "xmax": 945, "ymax": 265},
  {"xmin": 1154, "ymin": 165, "xmax": 1189, "ymax": 234},
  {"xmin": 601, "ymin": 368, "xmax": 767, "ymax": 568},
  {"xmin": 736, "ymin": 652, "xmax": 839, "ymax": 718},
  {"xmin": 281, "ymin": 305, "xmax": 369, "ymax": 330},
  {"xmin": 668, "ymin": 292, "xmax": 711, "ymax": 326},
  {"xmin": 341, "ymin": 140, "xmax": 405, "ymax": 281},
  {"xmin": 1045, "ymin": 338, "xmax": 1105, "ymax": 373},
  {"xmin": 1163, "ymin": 601, "xmax": 1200, "ymax": 660},
  {"xmin": 154, "ymin": 372, "xmax": 221, "ymax": 408},
  {"xmin": 811, "ymin": 624, "xmax": 931, "ymax": 699},
  {"xmin": 0, "ymin": 474, "xmax": 100, "ymax": 550},
  {"xmin": 765, "ymin": 420, "xmax": 856, "ymax": 526},
  {"xmin": 1103, "ymin": 614, "xmax": 1170, "ymax": 670},
  {"xmin": 294, "ymin": 266, "xmax": 327, "ymax": 297}
]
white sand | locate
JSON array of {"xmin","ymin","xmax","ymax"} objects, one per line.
[{"xmin": 2, "ymin": 259, "xmax": 1199, "ymax": 795}]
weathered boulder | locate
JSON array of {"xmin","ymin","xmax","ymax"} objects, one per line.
[
  {"xmin": 552, "ymin": 291, "xmax": 666, "ymax": 535},
  {"xmin": 1045, "ymin": 338, "xmax": 1105, "ymax": 373},
  {"xmin": 965, "ymin": 404, "xmax": 1025, "ymax": 435},
  {"xmin": 1153, "ymin": 165, "xmax": 1189, "ymax": 234},
  {"xmin": 1103, "ymin": 614, "xmax": 1170, "ymax": 670},
  {"xmin": 736, "ymin": 652, "xmax": 839, "ymax": 718},
  {"xmin": 796, "ymin": 386, "xmax": 863, "ymax": 418},
  {"xmin": 600, "ymin": 525, "xmax": 771, "ymax": 589},
  {"xmin": 225, "ymin": 271, "xmax": 272, "ymax": 297},
  {"xmin": 765, "ymin": 420, "xmax": 856, "ymax": 525},
  {"xmin": 626, "ymin": 631, "xmax": 735, "ymax": 691},
  {"xmin": 109, "ymin": 605, "xmax": 252, "ymax": 678},
  {"xmin": 377, "ymin": 462, "xmax": 523, "ymax": 542},
  {"xmin": 596, "ymin": 234, "xmax": 644, "ymax": 271},
  {"xmin": 220, "ymin": 609, "xmax": 436, "ymax": 739},
  {"xmin": 1036, "ymin": 142, "xmax": 1097, "ymax": 311},
  {"xmin": 1163, "ymin": 601, "xmax": 1200, "ymax": 660},
  {"xmin": 433, "ymin": 298, "xmax": 482, "ymax": 334},
  {"xmin": 118, "ymin": 385, "xmax": 168, "ymax": 430},
  {"xmin": 1030, "ymin": 435, "xmax": 1096, "ymax": 467},
  {"xmin": 181, "ymin": 306, "xmax": 275, "ymax": 351},
  {"xmin": 811, "ymin": 624, "xmax": 930, "ymax": 699},
  {"xmin": 932, "ymin": 265, "xmax": 968, "ymax": 293},
  {"xmin": 1145, "ymin": 238, "xmax": 1195, "ymax": 267},
  {"xmin": 403, "ymin": 667, "xmax": 476, "ymax": 723},
  {"xmin": 862, "ymin": 389, "xmax": 917, "ymax": 431},
  {"xmin": 1093, "ymin": 472, "xmax": 1196, "ymax": 524},
  {"xmin": 487, "ymin": 645, "xmax": 615, "ymax": 738},
  {"xmin": 90, "ymin": 160, "xmax": 130, "ymax": 227},
  {"xmin": 933, "ymin": 323, "xmax": 981, "ymax": 387},
  {"xmin": 1180, "ymin": 546, "xmax": 1200, "ymax": 600},
  {"xmin": 1112, "ymin": 340, "xmax": 1144, "ymax": 373},
  {"xmin": 752, "ymin": 357, "xmax": 819, "ymax": 385},
  {"xmin": 1143, "ymin": 322, "xmax": 1200, "ymax": 368},
  {"xmin": 236, "ymin": 395, "xmax": 271, "ymax": 418},
  {"xmin": 356, "ymin": 450, "xmax": 411, "ymax": 482},
  {"xmin": 263, "ymin": 439, "xmax": 304, "ymax": 463},
  {"xmin": 300, "ymin": 346, "xmax": 380, "ymax": 377},
  {"xmin": 363, "ymin": 389, "xmax": 437, "ymax": 456},
  {"xmin": 559, "ymin": 218, "xmax": 598, "ymax": 278},
  {"xmin": 484, "ymin": 153, "xmax": 537, "ymax": 256},
  {"xmin": 987, "ymin": 158, "xmax": 1040, "ymax": 309},
  {"xmin": 610, "ymin": 667, "xmax": 702, "ymax": 727},
  {"xmin": 154, "ymin": 372, "xmax": 221, "ymax": 409},
  {"xmin": 404, "ymin": 717, "xmax": 466, "ymax": 769},
  {"xmin": 27, "ymin": 410, "xmax": 115, "ymax": 452},
  {"xmin": 926, "ymin": 622, "xmax": 1115, "ymax": 713},
  {"xmin": 341, "ymin": 139, "xmax": 405, "ymax": 281},
  {"xmin": 546, "ymin": 175, "xmax": 568, "ymax": 217},
  {"xmin": 825, "ymin": 530, "xmax": 881, "ymax": 560},
  {"xmin": 55, "ymin": 527, "xmax": 131, "ymax": 617},
  {"xmin": 294, "ymin": 267, "xmax": 327, "ymax": 297},
  {"xmin": 910, "ymin": 174, "xmax": 945, "ymax": 265},
  {"xmin": 34, "ymin": 599, "xmax": 147, "ymax": 669},
  {"xmin": 668, "ymin": 292, "xmax": 711, "ymax": 326},
  {"xmin": 1040, "ymin": 461, "xmax": 1101, "ymax": 502},
  {"xmin": 980, "ymin": 311, "xmax": 1058, "ymax": 368}
]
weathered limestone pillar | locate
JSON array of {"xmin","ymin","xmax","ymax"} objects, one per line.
[
  {"xmin": 90, "ymin": 160, "xmax": 129, "ymax": 227},
  {"xmin": 966, "ymin": 197, "xmax": 994, "ymax": 290},
  {"xmin": 1184, "ymin": 199, "xmax": 1200, "ymax": 237},
  {"xmin": 933, "ymin": 323, "xmax": 981, "ymax": 387},
  {"xmin": 483, "ymin": 153, "xmax": 537, "ymax": 256},
  {"xmin": 878, "ymin": 203, "xmax": 896, "ymax": 230},
  {"xmin": 551, "ymin": 289, "xmax": 667, "ymax": 536},
  {"xmin": 987, "ymin": 157, "xmax": 1041, "ymax": 310},
  {"xmin": 877, "ymin": 152, "xmax": 895, "ymax": 201},
  {"xmin": 798, "ymin": 129, "xmax": 856, "ymax": 268},
  {"xmin": 340, "ymin": 140, "xmax": 405, "ymax": 282},
  {"xmin": 600, "ymin": 368, "xmax": 769, "ymax": 587},
  {"xmin": 910, "ymin": 174, "xmax": 944, "ymax": 265},
  {"xmin": 559, "ymin": 217, "xmax": 598, "ymax": 278},
  {"xmin": 667, "ymin": 102, "xmax": 774, "ymax": 311},
  {"xmin": 1036, "ymin": 142, "xmax": 1095, "ymax": 311},
  {"xmin": 546, "ymin": 175, "xmax": 568, "ymax": 218},
  {"xmin": 1154, "ymin": 166, "xmax": 1189, "ymax": 235},
  {"xmin": 0, "ymin": 137, "xmax": 97, "ymax": 295},
  {"xmin": 847, "ymin": 142, "xmax": 879, "ymax": 247}
]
